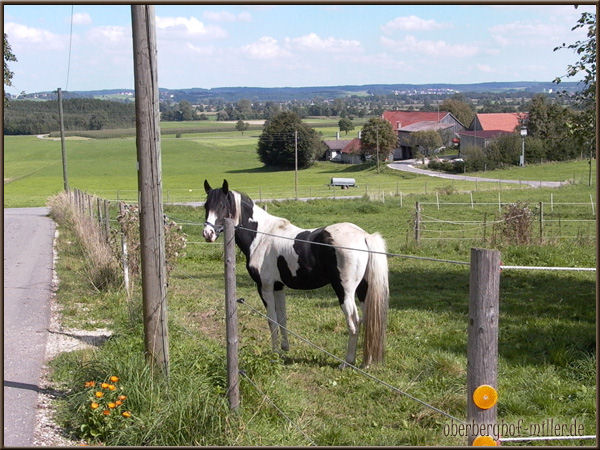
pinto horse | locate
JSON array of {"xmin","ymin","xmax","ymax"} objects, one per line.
[{"xmin": 203, "ymin": 179, "xmax": 389, "ymax": 367}]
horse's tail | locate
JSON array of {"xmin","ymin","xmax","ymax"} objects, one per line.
[{"xmin": 362, "ymin": 232, "xmax": 389, "ymax": 366}]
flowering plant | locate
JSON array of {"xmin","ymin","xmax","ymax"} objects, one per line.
[{"xmin": 79, "ymin": 375, "xmax": 132, "ymax": 441}]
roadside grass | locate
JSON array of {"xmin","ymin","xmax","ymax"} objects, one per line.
[
  {"xmin": 48, "ymin": 190, "xmax": 595, "ymax": 446},
  {"xmin": 4, "ymin": 133, "xmax": 596, "ymax": 207}
]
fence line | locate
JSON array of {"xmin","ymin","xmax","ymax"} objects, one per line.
[{"xmin": 237, "ymin": 298, "xmax": 466, "ymax": 425}]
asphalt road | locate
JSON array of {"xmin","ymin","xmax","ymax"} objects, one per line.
[
  {"xmin": 3, "ymin": 207, "xmax": 56, "ymax": 447},
  {"xmin": 388, "ymin": 160, "xmax": 567, "ymax": 188}
]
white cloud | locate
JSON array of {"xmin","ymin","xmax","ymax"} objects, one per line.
[
  {"xmin": 241, "ymin": 36, "xmax": 290, "ymax": 60},
  {"xmin": 4, "ymin": 22, "xmax": 64, "ymax": 50},
  {"xmin": 72, "ymin": 12, "xmax": 92, "ymax": 25},
  {"xmin": 156, "ymin": 16, "xmax": 227, "ymax": 40},
  {"xmin": 381, "ymin": 35, "xmax": 478, "ymax": 58},
  {"xmin": 287, "ymin": 33, "xmax": 361, "ymax": 53},
  {"xmin": 203, "ymin": 11, "xmax": 251, "ymax": 22},
  {"xmin": 87, "ymin": 25, "xmax": 128, "ymax": 45},
  {"xmin": 476, "ymin": 64, "xmax": 494, "ymax": 73},
  {"xmin": 381, "ymin": 15, "xmax": 447, "ymax": 33},
  {"xmin": 489, "ymin": 21, "xmax": 557, "ymax": 47}
]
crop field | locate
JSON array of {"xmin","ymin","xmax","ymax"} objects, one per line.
[{"xmin": 5, "ymin": 124, "xmax": 597, "ymax": 446}]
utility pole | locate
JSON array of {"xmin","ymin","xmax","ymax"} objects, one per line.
[
  {"xmin": 57, "ymin": 88, "xmax": 69, "ymax": 191},
  {"xmin": 131, "ymin": 4, "xmax": 169, "ymax": 378},
  {"xmin": 294, "ymin": 129, "xmax": 298, "ymax": 199},
  {"xmin": 376, "ymin": 126, "xmax": 380, "ymax": 174}
]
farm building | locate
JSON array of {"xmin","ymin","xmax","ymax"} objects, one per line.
[
  {"xmin": 382, "ymin": 110, "xmax": 467, "ymax": 160},
  {"xmin": 323, "ymin": 138, "xmax": 363, "ymax": 164},
  {"xmin": 457, "ymin": 129, "xmax": 513, "ymax": 149},
  {"xmin": 469, "ymin": 112, "xmax": 527, "ymax": 133}
]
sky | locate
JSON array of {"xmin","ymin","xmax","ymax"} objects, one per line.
[{"xmin": 3, "ymin": 3, "xmax": 595, "ymax": 95}]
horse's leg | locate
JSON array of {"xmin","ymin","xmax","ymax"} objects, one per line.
[
  {"xmin": 274, "ymin": 285, "xmax": 289, "ymax": 352},
  {"xmin": 260, "ymin": 286, "xmax": 280, "ymax": 353},
  {"xmin": 332, "ymin": 278, "xmax": 361, "ymax": 368}
]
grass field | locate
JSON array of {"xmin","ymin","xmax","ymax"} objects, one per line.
[
  {"xmin": 5, "ymin": 124, "xmax": 597, "ymax": 446},
  {"xmin": 47, "ymin": 192, "xmax": 595, "ymax": 446},
  {"xmin": 3, "ymin": 130, "xmax": 596, "ymax": 207}
]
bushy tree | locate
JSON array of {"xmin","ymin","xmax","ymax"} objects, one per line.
[
  {"xmin": 235, "ymin": 119, "xmax": 249, "ymax": 135},
  {"xmin": 360, "ymin": 117, "xmax": 397, "ymax": 166},
  {"xmin": 4, "ymin": 34, "xmax": 17, "ymax": 106},
  {"xmin": 410, "ymin": 129, "xmax": 443, "ymax": 163},
  {"xmin": 440, "ymin": 95, "xmax": 475, "ymax": 127},
  {"xmin": 338, "ymin": 117, "xmax": 354, "ymax": 135},
  {"xmin": 257, "ymin": 111, "xmax": 322, "ymax": 169}
]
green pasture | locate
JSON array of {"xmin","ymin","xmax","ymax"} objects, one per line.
[
  {"xmin": 3, "ymin": 132, "xmax": 596, "ymax": 208},
  {"xmin": 49, "ymin": 193, "xmax": 595, "ymax": 446}
]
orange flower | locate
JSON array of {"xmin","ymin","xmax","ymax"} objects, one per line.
[
  {"xmin": 103, "ymin": 410, "xmax": 110, "ymax": 416},
  {"xmin": 84, "ymin": 381, "xmax": 95, "ymax": 388},
  {"xmin": 118, "ymin": 395, "xmax": 127, "ymax": 401},
  {"xmin": 101, "ymin": 382, "xmax": 109, "ymax": 389},
  {"xmin": 110, "ymin": 376, "xmax": 119, "ymax": 383},
  {"xmin": 122, "ymin": 411, "xmax": 132, "ymax": 418},
  {"xmin": 108, "ymin": 402, "xmax": 116, "ymax": 409},
  {"xmin": 108, "ymin": 384, "xmax": 116, "ymax": 391},
  {"xmin": 95, "ymin": 391, "xmax": 104, "ymax": 398},
  {"xmin": 115, "ymin": 400, "xmax": 123, "ymax": 406},
  {"xmin": 90, "ymin": 402, "xmax": 99, "ymax": 410}
]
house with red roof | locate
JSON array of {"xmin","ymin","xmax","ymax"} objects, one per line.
[
  {"xmin": 323, "ymin": 138, "xmax": 362, "ymax": 164},
  {"xmin": 469, "ymin": 113, "xmax": 528, "ymax": 133},
  {"xmin": 381, "ymin": 110, "xmax": 467, "ymax": 159}
]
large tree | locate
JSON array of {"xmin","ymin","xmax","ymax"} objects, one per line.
[
  {"xmin": 440, "ymin": 95, "xmax": 476, "ymax": 127},
  {"xmin": 338, "ymin": 117, "xmax": 354, "ymax": 135},
  {"xmin": 553, "ymin": 7, "xmax": 596, "ymax": 155},
  {"xmin": 360, "ymin": 117, "xmax": 397, "ymax": 172},
  {"xmin": 409, "ymin": 130, "xmax": 443, "ymax": 163},
  {"xmin": 257, "ymin": 111, "xmax": 322, "ymax": 169},
  {"xmin": 4, "ymin": 34, "xmax": 17, "ymax": 105}
]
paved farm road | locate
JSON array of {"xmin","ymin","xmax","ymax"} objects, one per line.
[
  {"xmin": 388, "ymin": 160, "xmax": 566, "ymax": 188},
  {"xmin": 3, "ymin": 208, "xmax": 56, "ymax": 447}
]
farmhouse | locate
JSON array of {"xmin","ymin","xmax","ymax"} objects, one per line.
[
  {"xmin": 469, "ymin": 112, "xmax": 527, "ymax": 132},
  {"xmin": 323, "ymin": 138, "xmax": 362, "ymax": 164},
  {"xmin": 381, "ymin": 110, "xmax": 467, "ymax": 160},
  {"xmin": 458, "ymin": 112, "xmax": 528, "ymax": 149}
]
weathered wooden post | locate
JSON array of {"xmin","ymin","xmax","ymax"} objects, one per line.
[
  {"xmin": 414, "ymin": 201, "xmax": 421, "ymax": 243},
  {"xmin": 467, "ymin": 248, "xmax": 500, "ymax": 445},
  {"xmin": 539, "ymin": 201, "xmax": 544, "ymax": 243},
  {"xmin": 224, "ymin": 218, "xmax": 240, "ymax": 411},
  {"xmin": 103, "ymin": 200, "xmax": 110, "ymax": 242},
  {"xmin": 132, "ymin": 4, "xmax": 169, "ymax": 377},
  {"xmin": 119, "ymin": 202, "xmax": 131, "ymax": 296}
]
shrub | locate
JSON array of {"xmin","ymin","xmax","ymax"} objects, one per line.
[{"xmin": 501, "ymin": 202, "xmax": 534, "ymax": 245}]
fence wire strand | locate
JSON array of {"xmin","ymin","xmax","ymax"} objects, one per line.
[{"xmin": 237, "ymin": 298, "xmax": 466, "ymax": 425}]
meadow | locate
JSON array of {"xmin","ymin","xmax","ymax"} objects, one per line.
[{"xmin": 4, "ymin": 124, "xmax": 597, "ymax": 445}]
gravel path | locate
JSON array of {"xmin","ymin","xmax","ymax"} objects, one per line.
[{"xmin": 387, "ymin": 160, "xmax": 567, "ymax": 188}]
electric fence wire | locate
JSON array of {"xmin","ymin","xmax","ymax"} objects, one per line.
[{"xmin": 237, "ymin": 298, "xmax": 467, "ymax": 425}]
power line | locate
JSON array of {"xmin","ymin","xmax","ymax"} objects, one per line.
[{"xmin": 65, "ymin": 4, "xmax": 74, "ymax": 91}]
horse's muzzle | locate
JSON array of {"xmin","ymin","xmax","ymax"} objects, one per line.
[{"xmin": 203, "ymin": 222, "xmax": 223, "ymax": 242}]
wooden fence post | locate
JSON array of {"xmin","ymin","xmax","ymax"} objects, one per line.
[
  {"xmin": 414, "ymin": 201, "xmax": 421, "ymax": 243},
  {"xmin": 119, "ymin": 202, "xmax": 131, "ymax": 297},
  {"xmin": 103, "ymin": 200, "xmax": 110, "ymax": 242},
  {"xmin": 539, "ymin": 201, "xmax": 544, "ymax": 243},
  {"xmin": 224, "ymin": 218, "xmax": 240, "ymax": 411},
  {"xmin": 467, "ymin": 248, "xmax": 500, "ymax": 445}
]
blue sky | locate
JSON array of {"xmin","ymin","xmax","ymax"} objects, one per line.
[{"xmin": 3, "ymin": 3, "xmax": 595, "ymax": 94}]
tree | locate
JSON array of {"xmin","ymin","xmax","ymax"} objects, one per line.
[
  {"xmin": 4, "ymin": 34, "xmax": 17, "ymax": 106},
  {"xmin": 440, "ymin": 95, "xmax": 475, "ymax": 127},
  {"xmin": 338, "ymin": 117, "xmax": 354, "ymax": 135},
  {"xmin": 235, "ymin": 119, "xmax": 249, "ymax": 135},
  {"xmin": 257, "ymin": 111, "xmax": 322, "ymax": 169},
  {"xmin": 409, "ymin": 130, "xmax": 443, "ymax": 163},
  {"xmin": 360, "ymin": 117, "xmax": 397, "ymax": 172},
  {"xmin": 553, "ymin": 7, "xmax": 595, "ymax": 180}
]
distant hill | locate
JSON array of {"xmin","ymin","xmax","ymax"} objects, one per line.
[{"xmin": 10, "ymin": 81, "xmax": 582, "ymax": 104}]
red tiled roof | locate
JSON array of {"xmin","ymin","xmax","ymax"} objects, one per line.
[
  {"xmin": 382, "ymin": 111, "xmax": 450, "ymax": 131},
  {"xmin": 323, "ymin": 138, "xmax": 361, "ymax": 154},
  {"xmin": 475, "ymin": 113, "xmax": 528, "ymax": 133}
]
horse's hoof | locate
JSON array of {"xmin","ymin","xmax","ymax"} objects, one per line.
[{"xmin": 281, "ymin": 343, "xmax": 289, "ymax": 352}]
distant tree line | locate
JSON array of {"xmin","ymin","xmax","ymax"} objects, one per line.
[{"xmin": 4, "ymin": 98, "xmax": 135, "ymax": 135}]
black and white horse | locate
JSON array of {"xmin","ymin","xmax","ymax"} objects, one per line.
[{"xmin": 203, "ymin": 179, "xmax": 389, "ymax": 367}]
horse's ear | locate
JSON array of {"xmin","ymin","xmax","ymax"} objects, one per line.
[
  {"xmin": 222, "ymin": 179, "xmax": 229, "ymax": 194},
  {"xmin": 204, "ymin": 179, "xmax": 211, "ymax": 194}
]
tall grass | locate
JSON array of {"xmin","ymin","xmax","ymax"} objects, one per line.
[{"xmin": 48, "ymin": 192, "xmax": 120, "ymax": 291}]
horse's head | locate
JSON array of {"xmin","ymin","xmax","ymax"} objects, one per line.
[{"xmin": 203, "ymin": 179, "xmax": 236, "ymax": 242}]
